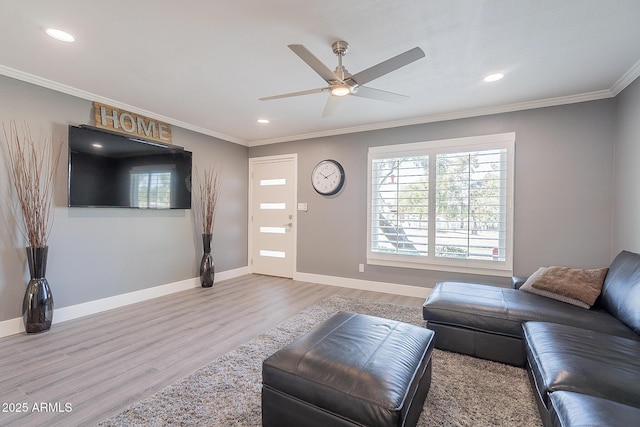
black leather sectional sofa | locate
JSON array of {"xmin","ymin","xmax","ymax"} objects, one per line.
[{"xmin": 423, "ymin": 250, "xmax": 640, "ymax": 427}]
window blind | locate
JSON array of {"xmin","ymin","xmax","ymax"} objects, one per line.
[{"xmin": 367, "ymin": 133, "xmax": 514, "ymax": 275}]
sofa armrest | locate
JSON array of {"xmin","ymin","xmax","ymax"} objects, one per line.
[{"xmin": 512, "ymin": 276, "xmax": 528, "ymax": 289}]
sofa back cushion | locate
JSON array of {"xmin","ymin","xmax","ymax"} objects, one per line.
[{"xmin": 601, "ymin": 250, "xmax": 640, "ymax": 334}]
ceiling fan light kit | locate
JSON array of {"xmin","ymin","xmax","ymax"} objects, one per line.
[
  {"xmin": 259, "ymin": 40, "xmax": 425, "ymax": 116},
  {"xmin": 330, "ymin": 84, "xmax": 351, "ymax": 97}
]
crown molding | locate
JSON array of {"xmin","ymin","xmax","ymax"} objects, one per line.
[
  {"xmin": 610, "ymin": 58, "xmax": 640, "ymax": 96},
  {"xmin": 3, "ymin": 63, "xmax": 634, "ymax": 148},
  {"xmin": 247, "ymin": 89, "xmax": 615, "ymax": 146},
  {"xmin": 0, "ymin": 65, "xmax": 249, "ymax": 146}
]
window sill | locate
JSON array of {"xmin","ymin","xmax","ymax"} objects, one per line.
[{"xmin": 366, "ymin": 255, "xmax": 513, "ymax": 277}]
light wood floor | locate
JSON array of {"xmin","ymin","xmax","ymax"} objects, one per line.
[{"xmin": 0, "ymin": 274, "xmax": 425, "ymax": 426}]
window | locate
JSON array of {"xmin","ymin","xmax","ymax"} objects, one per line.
[
  {"xmin": 368, "ymin": 133, "xmax": 515, "ymax": 276},
  {"xmin": 130, "ymin": 166, "xmax": 174, "ymax": 208}
]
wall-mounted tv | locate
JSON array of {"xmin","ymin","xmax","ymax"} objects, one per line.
[{"xmin": 68, "ymin": 125, "xmax": 192, "ymax": 209}]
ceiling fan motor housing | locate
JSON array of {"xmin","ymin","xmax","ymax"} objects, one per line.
[{"xmin": 332, "ymin": 40, "xmax": 349, "ymax": 56}]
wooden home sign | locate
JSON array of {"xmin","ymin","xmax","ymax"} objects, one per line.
[{"xmin": 93, "ymin": 101, "xmax": 173, "ymax": 144}]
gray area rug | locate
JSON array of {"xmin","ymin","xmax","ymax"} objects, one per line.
[{"xmin": 100, "ymin": 296, "xmax": 542, "ymax": 426}]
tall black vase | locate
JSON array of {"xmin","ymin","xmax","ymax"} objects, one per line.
[
  {"xmin": 23, "ymin": 246, "xmax": 54, "ymax": 334},
  {"xmin": 200, "ymin": 234, "xmax": 215, "ymax": 288}
]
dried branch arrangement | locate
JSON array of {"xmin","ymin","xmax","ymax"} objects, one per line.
[
  {"xmin": 2, "ymin": 121, "xmax": 62, "ymax": 248},
  {"xmin": 194, "ymin": 166, "xmax": 221, "ymax": 235}
]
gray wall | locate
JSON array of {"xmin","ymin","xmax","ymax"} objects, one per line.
[
  {"xmin": 0, "ymin": 75, "xmax": 248, "ymax": 322},
  {"xmin": 250, "ymin": 99, "xmax": 617, "ymax": 288},
  {"xmin": 2, "ymin": 70, "xmax": 634, "ymax": 323},
  {"xmin": 613, "ymin": 77, "xmax": 640, "ymax": 254}
]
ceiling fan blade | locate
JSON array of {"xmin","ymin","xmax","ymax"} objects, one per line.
[
  {"xmin": 321, "ymin": 95, "xmax": 340, "ymax": 118},
  {"xmin": 288, "ymin": 44, "xmax": 342, "ymax": 83},
  {"xmin": 350, "ymin": 47, "xmax": 425, "ymax": 85},
  {"xmin": 259, "ymin": 87, "xmax": 328, "ymax": 101},
  {"xmin": 353, "ymin": 86, "xmax": 409, "ymax": 103}
]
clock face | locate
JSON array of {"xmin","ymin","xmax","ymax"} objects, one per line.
[{"xmin": 312, "ymin": 160, "xmax": 345, "ymax": 196}]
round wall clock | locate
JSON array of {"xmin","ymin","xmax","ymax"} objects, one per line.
[{"xmin": 311, "ymin": 159, "xmax": 345, "ymax": 196}]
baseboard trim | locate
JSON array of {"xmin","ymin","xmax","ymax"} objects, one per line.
[
  {"xmin": 293, "ymin": 272, "xmax": 432, "ymax": 299},
  {"xmin": 0, "ymin": 266, "xmax": 250, "ymax": 338},
  {"xmin": 0, "ymin": 318, "xmax": 24, "ymax": 339}
]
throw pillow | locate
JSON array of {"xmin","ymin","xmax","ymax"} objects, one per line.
[
  {"xmin": 531, "ymin": 266, "xmax": 608, "ymax": 307},
  {"xmin": 520, "ymin": 267, "xmax": 591, "ymax": 309}
]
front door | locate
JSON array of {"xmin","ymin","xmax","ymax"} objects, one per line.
[{"xmin": 249, "ymin": 155, "xmax": 297, "ymax": 278}]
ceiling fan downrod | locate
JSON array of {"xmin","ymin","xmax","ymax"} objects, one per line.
[
  {"xmin": 331, "ymin": 40, "xmax": 352, "ymax": 93},
  {"xmin": 332, "ymin": 41, "xmax": 349, "ymax": 81}
]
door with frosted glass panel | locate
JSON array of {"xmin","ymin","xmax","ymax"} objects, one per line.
[{"xmin": 250, "ymin": 156, "xmax": 296, "ymax": 278}]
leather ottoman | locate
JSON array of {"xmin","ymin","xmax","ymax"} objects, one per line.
[{"xmin": 262, "ymin": 311, "xmax": 434, "ymax": 427}]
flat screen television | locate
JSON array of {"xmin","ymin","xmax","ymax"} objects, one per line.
[{"xmin": 68, "ymin": 125, "xmax": 192, "ymax": 209}]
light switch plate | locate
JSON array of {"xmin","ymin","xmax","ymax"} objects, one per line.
[{"xmin": 298, "ymin": 203, "xmax": 308, "ymax": 211}]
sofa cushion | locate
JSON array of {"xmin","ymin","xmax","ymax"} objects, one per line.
[
  {"xmin": 549, "ymin": 391, "xmax": 640, "ymax": 427},
  {"xmin": 423, "ymin": 282, "xmax": 638, "ymax": 340},
  {"xmin": 529, "ymin": 266, "xmax": 607, "ymax": 307},
  {"xmin": 523, "ymin": 321, "xmax": 640, "ymax": 410},
  {"xmin": 600, "ymin": 250, "xmax": 640, "ymax": 334}
]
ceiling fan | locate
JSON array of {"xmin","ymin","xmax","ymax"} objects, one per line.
[{"xmin": 259, "ymin": 41, "xmax": 425, "ymax": 117}]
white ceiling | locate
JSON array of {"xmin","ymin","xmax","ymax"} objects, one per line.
[{"xmin": 2, "ymin": 1, "xmax": 640, "ymax": 147}]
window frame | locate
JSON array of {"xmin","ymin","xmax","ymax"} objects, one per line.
[{"xmin": 367, "ymin": 132, "xmax": 515, "ymax": 277}]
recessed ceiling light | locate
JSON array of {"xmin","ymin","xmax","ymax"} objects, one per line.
[
  {"xmin": 257, "ymin": 119, "xmax": 270, "ymax": 124},
  {"xmin": 46, "ymin": 28, "xmax": 75, "ymax": 43},
  {"xmin": 484, "ymin": 73, "xmax": 504, "ymax": 83}
]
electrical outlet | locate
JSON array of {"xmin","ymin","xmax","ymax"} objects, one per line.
[{"xmin": 358, "ymin": 264, "xmax": 365, "ymax": 273}]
